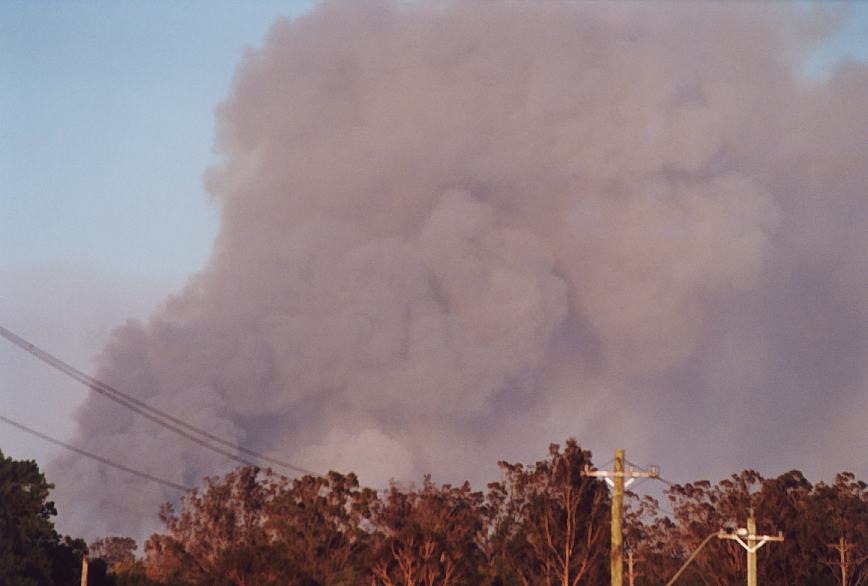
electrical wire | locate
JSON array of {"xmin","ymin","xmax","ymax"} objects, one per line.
[
  {"xmin": 0, "ymin": 325, "xmax": 317, "ymax": 476},
  {"xmin": 625, "ymin": 457, "xmax": 679, "ymax": 488},
  {"xmin": 0, "ymin": 414, "xmax": 192, "ymax": 492},
  {"xmin": 656, "ymin": 476, "xmax": 678, "ymax": 488},
  {"xmin": 596, "ymin": 457, "xmax": 615, "ymax": 470},
  {"xmin": 619, "ymin": 458, "xmax": 683, "ymax": 519}
]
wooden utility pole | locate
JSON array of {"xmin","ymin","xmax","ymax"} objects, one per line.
[
  {"xmin": 80, "ymin": 556, "xmax": 88, "ymax": 586},
  {"xmin": 627, "ymin": 551, "xmax": 637, "ymax": 586},
  {"xmin": 747, "ymin": 515, "xmax": 758, "ymax": 586},
  {"xmin": 717, "ymin": 509, "xmax": 783, "ymax": 586},
  {"xmin": 584, "ymin": 449, "xmax": 658, "ymax": 586},
  {"xmin": 826, "ymin": 536, "xmax": 868, "ymax": 586},
  {"xmin": 612, "ymin": 450, "xmax": 624, "ymax": 586}
]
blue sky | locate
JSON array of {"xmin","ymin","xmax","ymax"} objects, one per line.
[
  {"xmin": 2, "ymin": 1, "xmax": 311, "ymax": 282},
  {"xmin": 0, "ymin": 0, "xmax": 312, "ymax": 465},
  {"xmin": 1, "ymin": 0, "xmax": 867, "ymax": 469},
  {"xmin": 806, "ymin": 2, "xmax": 868, "ymax": 73}
]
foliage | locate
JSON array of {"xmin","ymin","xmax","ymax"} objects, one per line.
[
  {"xmin": 485, "ymin": 440, "xmax": 609, "ymax": 586},
  {"xmin": 370, "ymin": 478, "xmax": 485, "ymax": 586},
  {"xmin": 144, "ymin": 466, "xmax": 287, "ymax": 585},
  {"xmin": 132, "ymin": 443, "xmax": 868, "ymax": 586},
  {"xmin": 0, "ymin": 449, "xmax": 85, "ymax": 586},
  {"xmin": 266, "ymin": 470, "xmax": 378, "ymax": 585},
  {"xmin": 629, "ymin": 469, "xmax": 868, "ymax": 586},
  {"xmin": 11, "ymin": 440, "xmax": 868, "ymax": 586},
  {"xmin": 90, "ymin": 536, "xmax": 138, "ymax": 571},
  {"xmin": 812, "ymin": 473, "xmax": 868, "ymax": 586},
  {"xmin": 138, "ymin": 439, "xmax": 610, "ymax": 586}
]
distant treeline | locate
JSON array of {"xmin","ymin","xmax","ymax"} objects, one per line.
[{"xmin": 3, "ymin": 440, "xmax": 867, "ymax": 585}]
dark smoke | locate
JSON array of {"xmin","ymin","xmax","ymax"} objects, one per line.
[{"xmin": 50, "ymin": 1, "xmax": 868, "ymax": 540}]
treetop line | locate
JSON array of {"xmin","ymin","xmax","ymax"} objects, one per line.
[{"xmin": 3, "ymin": 442, "xmax": 867, "ymax": 586}]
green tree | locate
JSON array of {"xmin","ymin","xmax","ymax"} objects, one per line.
[{"xmin": 0, "ymin": 449, "xmax": 85, "ymax": 586}]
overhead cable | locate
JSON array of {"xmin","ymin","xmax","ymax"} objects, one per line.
[
  {"xmin": 0, "ymin": 414, "xmax": 192, "ymax": 492},
  {"xmin": 0, "ymin": 325, "xmax": 317, "ymax": 476},
  {"xmin": 625, "ymin": 457, "xmax": 678, "ymax": 488}
]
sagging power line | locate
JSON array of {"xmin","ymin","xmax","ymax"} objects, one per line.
[
  {"xmin": 0, "ymin": 414, "xmax": 191, "ymax": 492},
  {"xmin": 0, "ymin": 325, "xmax": 317, "ymax": 477}
]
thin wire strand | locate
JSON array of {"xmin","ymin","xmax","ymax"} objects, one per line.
[
  {"xmin": 596, "ymin": 457, "xmax": 615, "ymax": 470},
  {"xmin": 625, "ymin": 457, "xmax": 679, "ymax": 488},
  {"xmin": 0, "ymin": 414, "xmax": 192, "ymax": 492},
  {"xmin": 658, "ymin": 476, "xmax": 678, "ymax": 488},
  {"xmin": 0, "ymin": 325, "xmax": 317, "ymax": 476}
]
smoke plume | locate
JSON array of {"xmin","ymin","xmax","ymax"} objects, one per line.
[{"xmin": 50, "ymin": 1, "xmax": 868, "ymax": 540}]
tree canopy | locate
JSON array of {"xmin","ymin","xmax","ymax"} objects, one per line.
[
  {"xmin": 0, "ymin": 449, "xmax": 86, "ymax": 586},
  {"xmin": 5, "ymin": 441, "xmax": 868, "ymax": 585}
]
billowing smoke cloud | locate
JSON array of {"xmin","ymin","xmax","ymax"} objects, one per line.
[{"xmin": 50, "ymin": 1, "xmax": 868, "ymax": 540}]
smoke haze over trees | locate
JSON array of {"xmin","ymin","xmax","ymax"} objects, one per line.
[
  {"xmin": 43, "ymin": 0, "xmax": 868, "ymax": 541},
  {"xmin": 124, "ymin": 444, "xmax": 868, "ymax": 586},
  {"xmin": 5, "ymin": 440, "xmax": 868, "ymax": 585}
]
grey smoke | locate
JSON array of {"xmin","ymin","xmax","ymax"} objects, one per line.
[{"xmin": 49, "ymin": 1, "xmax": 868, "ymax": 540}]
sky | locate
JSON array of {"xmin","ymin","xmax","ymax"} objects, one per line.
[
  {"xmin": 2, "ymin": 0, "xmax": 868, "ymax": 541},
  {"xmin": 1, "ymin": 0, "xmax": 311, "ymax": 463}
]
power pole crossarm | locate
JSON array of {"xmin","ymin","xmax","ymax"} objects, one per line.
[
  {"xmin": 666, "ymin": 518, "xmax": 784, "ymax": 586},
  {"xmin": 718, "ymin": 532, "xmax": 785, "ymax": 553},
  {"xmin": 584, "ymin": 466, "xmax": 659, "ymax": 488},
  {"xmin": 717, "ymin": 511, "xmax": 784, "ymax": 586}
]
